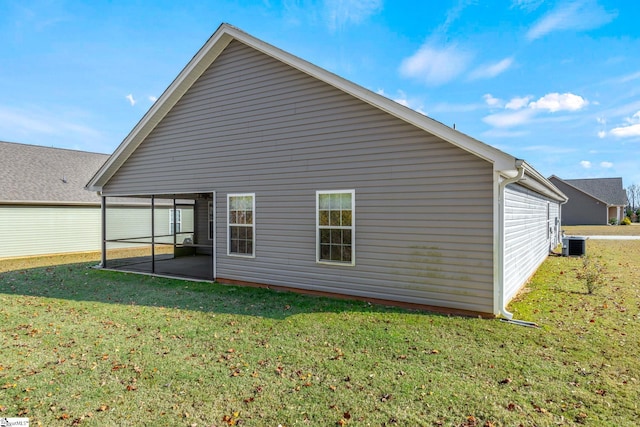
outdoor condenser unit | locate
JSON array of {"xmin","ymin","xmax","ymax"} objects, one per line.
[{"xmin": 562, "ymin": 236, "xmax": 587, "ymax": 256}]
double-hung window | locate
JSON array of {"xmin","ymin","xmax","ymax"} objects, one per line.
[
  {"xmin": 317, "ymin": 190, "xmax": 354, "ymax": 265},
  {"xmin": 169, "ymin": 209, "xmax": 182, "ymax": 233},
  {"xmin": 227, "ymin": 193, "xmax": 255, "ymax": 257}
]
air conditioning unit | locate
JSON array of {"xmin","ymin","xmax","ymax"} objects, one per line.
[{"xmin": 562, "ymin": 236, "xmax": 587, "ymax": 256}]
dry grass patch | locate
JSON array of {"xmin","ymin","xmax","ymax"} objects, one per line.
[{"xmin": 563, "ymin": 224, "xmax": 640, "ymax": 236}]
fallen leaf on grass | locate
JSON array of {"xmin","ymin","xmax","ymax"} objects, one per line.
[
  {"xmin": 506, "ymin": 402, "xmax": 521, "ymax": 412},
  {"xmin": 380, "ymin": 393, "xmax": 392, "ymax": 402},
  {"xmin": 460, "ymin": 415, "xmax": 478, "ymax": 427},
  {"xmin": 498, "ymin": 378, "xmax": 512, "ymax": 385},
  {"xmin": 97, "ymin": 405, "xmax": 109, "ymax": 412}
]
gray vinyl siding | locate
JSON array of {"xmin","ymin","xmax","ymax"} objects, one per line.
[
  {"xmin": 0, "ymin": 206, "xmax": 101, "ymax": 258},
  {"xmin": 102, "ymin": 40, "xmax": 495, "ymax": 313},
  {"xmin": 549, "ymin": 179, "xmax": 607, "ymax": 225},
  {"xmin": 503, "ymin": 184, "xmax": 561, "ymax": 302}
]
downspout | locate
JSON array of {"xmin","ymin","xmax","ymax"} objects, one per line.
[
  {"xmin": 497, "ymin": 159, "xmax": 525, "ymax": 320},
  {"xmin": 100, "ymin": 193, "xmax": 106, "ymax": 268}
]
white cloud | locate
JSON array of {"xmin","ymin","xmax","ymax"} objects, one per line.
[
  {"xmin": 468, "ymin": 57, "xmax": 514, "ymax": 80},
  {"xmin": 580, "ymin": 160, "xmax": 592, "ymax": 169},
  {"xmin": 528, "ymin": 92, "xmax": 588, "ymax": 112},
  {"xmin": 625, "ymin": 111, "xmax": 640, "ymax": 124},
  {"xmin": 521, "ymin": 144, "xmax": 576, "ymax": 154},
  {"xmin": 482, "ymin": 128, "xmax": 528, "ymax": 138},
  {"xmin": 609, "ymin": 110, "xmax": 640, "ymax": 137},
  {"xmin": 526, "ymin": 0, "xmax": 617, "ymax": 41},
  {"xmin": 376, "ymin": 88, "xmax": 427, "ymax": 115},
  {"xmin": 483, "ymin": 94, "xmax": 502, "ymax": 107},
  {"xmin": 148, "ymin": 96, "xmax": 158, "ymax": 103},
  {"xmin": 610, "ymin": 123, "xmax": 640, "ymax": 138},
  {"xmin": 600, "ymin": 161, "xmax": 613, "ymax": 168},
  {"xmin": 126, "ymin": 94, "xmax": 136, "ymax": 106},
  {"xmin": 324, "ymin": 0, "xmax": 382, "ymax": 31},
  {"xmin": 505, "ymin": 96, "xmax": 532, "ymax": 110},
  {"xmin": 482, "ymin": 91, "xmax": 588, "ymax": 131},
  {"xmin": 597, "ymin": 130, "xmax": 606, "ymax": 138},
  {"xmin": 482, "ymin": 108, "xmax": 536, "ymax": 128},
  {"xmin": 399, "ymin": 42, "xmax": 472, "ymax": 86}
]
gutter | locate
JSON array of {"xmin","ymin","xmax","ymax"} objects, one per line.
[{"xmin": 497, "ymin": 159, "xmax": 525, "ymax": 320}]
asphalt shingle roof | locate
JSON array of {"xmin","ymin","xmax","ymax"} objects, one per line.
[
  {"xmin": 0, "ymin": 141, "xmax": 108, "ymax": 204},
  {"xmin": 564, "ymin": 177, "xmax": 628, "ymax": 206}
]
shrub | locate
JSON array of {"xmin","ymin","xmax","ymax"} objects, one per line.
[
  {"xmin": 576, "ymin": 256, "xmax": 606, "ymax": 294},
  {"xmin": 609, "ymin": 217, "xmax": 618, "ymax": 225},
  {"xmin": 622, "ymin": 216, "xmax": 632, "ymax": 225}
]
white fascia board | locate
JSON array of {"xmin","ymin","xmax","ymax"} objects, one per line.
[{"xmin": 516, "ymin": 161, "xmax": 568, "ymax": 202}]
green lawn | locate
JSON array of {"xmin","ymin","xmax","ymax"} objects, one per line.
[{"xmin": 1, "ymin": 241, "xmax": 639, "ymax": 426}]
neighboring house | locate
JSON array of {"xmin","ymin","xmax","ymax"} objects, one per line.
[
  {"xmin": 549, "ymin": 176, "xmax": 628, "ymax": 225},
  {"xmin": 86, "ymin": 23, "xmax": 567, "ymax": 317},
  {"xmin": 0, "ymin": 141, "xmax": 192, "ymax": 259}
]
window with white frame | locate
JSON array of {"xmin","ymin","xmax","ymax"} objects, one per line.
[
  {"xmin": 227, "ymin": 194, "xmax": 255, "ymax": 257},
  {"xmin": 169, "ymin": 209, "xmax": 182, "ymax": 233},
  {"xmin": 317, "ymin": 190, "xmax": 354, "ymax": 265}
]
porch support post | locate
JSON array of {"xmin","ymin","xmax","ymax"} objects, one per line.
[
  {"xmin": 212, "ymin": 191, "xmax": 216, "ymax": 281},
  {"xmin": 101, "ymin": 195, "xmax": 107, "ymax": 268},
  {"xmin": 173, "ymin": 198, "xmax": 177, "ymax": 248},
  {"xmin": 151, "ymin": 196, "xmax": 155, "ymax": 274}
]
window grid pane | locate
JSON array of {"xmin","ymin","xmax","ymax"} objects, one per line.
[
  {"xmin": 228, "ymin": 194, "xmax": 254, "ymax": 256},
  {"xmin": 317, "ymin": 191, "xmax": 353, "ymax": 264}
]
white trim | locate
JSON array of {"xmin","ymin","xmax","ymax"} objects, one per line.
[
  {"xmin": 208, "ymin": 200, "xmax": 214, "ymax": 241},
  {"xmin": 169, "ymin": 208, "xmax": 182, "ymax": 233},
  {"xmin": 315, "ymin": 189, "xmax": 355, "ymax": 266},
  {"xmin": 226, "ymin": 193, "xmax": 255, "ymax": 258},
  {"xmin": 211, "ymin": 191, "xmax": 217, "ymax": 280}
]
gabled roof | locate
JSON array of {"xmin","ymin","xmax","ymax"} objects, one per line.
[
  {"xmin": 0, "ymin": 141, "xmax": 108, "ymax": 205},
  {"xmin": 550, "ymin": 176, "xmax": 627, "ymax": 206},
  {"xmin": 86, "ymin": 23, "xmax": 565, "ymax": 202}
]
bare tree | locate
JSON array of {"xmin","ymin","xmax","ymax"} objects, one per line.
[{"xmin": 627, "ymin": 184, "xmax": 639, "ymax": 210}]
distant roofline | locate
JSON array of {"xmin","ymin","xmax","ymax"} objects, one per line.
[
  {"xmin": 549, "ymin": 175, "xmax": 626, "ymax": 206},
  {"xmin": 0, "ymin": 140, "xmax": 110, "ymax": 156}
]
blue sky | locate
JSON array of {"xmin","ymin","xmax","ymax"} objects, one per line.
[{"xmin": 1, "ymin": 0, "xmax": 639, "ymax": 187}]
